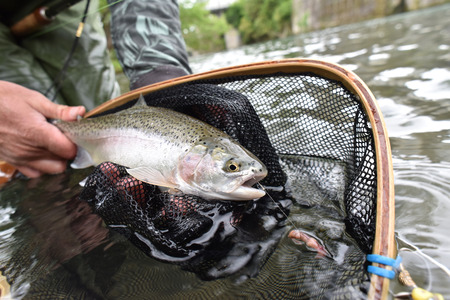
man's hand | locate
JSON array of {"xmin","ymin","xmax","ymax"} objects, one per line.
[{"xmin": 0, "ymin": 81, "xmax": 85, "ymax": 178}]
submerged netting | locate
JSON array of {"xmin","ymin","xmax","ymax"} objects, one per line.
[{"xmin": 74, "ymin": 73, "xmax": 376, "ymax": 297}]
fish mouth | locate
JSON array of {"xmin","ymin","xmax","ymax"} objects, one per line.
[
  {"xmin": 230, "ymin": 185, "xmax": 266, "ymax": 201},
  {"xmin": 243, "ymin": 166, "xmax": 268, "ymax": 188},
  {"xmin": 227, "ymin": 172, "xmax": 267, "ymax": 201},
  {"xmin": 242, "ymin": 174, "xmax": 265, "ymax": 189}
]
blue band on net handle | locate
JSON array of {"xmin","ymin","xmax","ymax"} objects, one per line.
[{"xmin": 367, "ymin": 254, "xmax": 402, "ymax": 279}]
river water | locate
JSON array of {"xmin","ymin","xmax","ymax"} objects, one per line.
[
  {"xmin": 1, "ymin": 4, "xmax": 449, "ymax": 300},
  {"xmin": 191, "ymin": 4, "xmax": 450, "ymax": 298}
]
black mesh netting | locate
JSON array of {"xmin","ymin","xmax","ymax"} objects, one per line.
[{"xmin": 73, "ymin": 72, "xmax": 376, "ymax": 297}]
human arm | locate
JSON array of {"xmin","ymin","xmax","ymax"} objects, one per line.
[
  {"xmin": 107, "ymin": 0, "xmax": 192, "ymax": 89},
  {"xmin": 0, "ymin": 81, "xmax": 85, "ymax": 178}
]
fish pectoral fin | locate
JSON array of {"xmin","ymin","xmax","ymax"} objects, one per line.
[
  {"xmin": 78, "ymin": 177, "xmax": 88, "ymax": 187},
  {"xmin": 158, "ymin": 186, "xmax": 182, "ymax": 195},
  {"xmin": 71, "ymin": 146, "xmax": 94, "ymax": 169},
  {"xmin": 126, "ymin": 167, "xmax": 177, "ymax": 189}
]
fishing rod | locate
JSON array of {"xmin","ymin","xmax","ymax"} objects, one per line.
[
  {"xmin": 44, "ymin": 0, "xmax": 91, "ymax": 101},
  {"xmin": 10, "ymin": 0, "xmax": 84, "ymax": 37}
]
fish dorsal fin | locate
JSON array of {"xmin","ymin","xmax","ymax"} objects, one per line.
[
  {"xmin": 126, "ymin": 167, "xmax": 177, "ymax": 189},
  {"xmin": 71, "ymin": 146, "xmax": 95, "ymax": 169},
  {"xmin": 135, "ymin": 94, "xmax": 147, "ymax": 107}
]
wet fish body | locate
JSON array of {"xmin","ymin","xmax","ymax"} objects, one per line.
[{"xmin": 53, "ymin": 99, "xmax": 267, "ymax": 201}]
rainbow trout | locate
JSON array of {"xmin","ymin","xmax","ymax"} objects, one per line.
[{"xmin": 53, "ymin": 97, "xmax": 267, "ymax": 201}]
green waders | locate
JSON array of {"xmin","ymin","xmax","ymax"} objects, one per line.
[{"xmin": 0, "ymin": 0, "xmax": 120, "ymax": 110}]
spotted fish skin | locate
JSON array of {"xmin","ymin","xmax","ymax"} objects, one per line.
[{"xmin": 53, "ymin": 98, "xmax": 267, "ymax": 201}]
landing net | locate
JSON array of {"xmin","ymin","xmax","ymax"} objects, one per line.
[
  {"xmin": 1, "ymin": 60, "xmax": 394, "ymax": 299},
  {"xmin": 78, "ymin": 71, "xmax": 379, "ymax": 297}
]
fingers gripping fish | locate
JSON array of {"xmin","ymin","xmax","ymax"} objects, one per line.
[{"xmin": 53, "ymin": 96, "xmax": 267, "ymax": 201}]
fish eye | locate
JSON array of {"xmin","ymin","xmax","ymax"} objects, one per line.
[{"xmin": 225, "ymin": 160, "xmax": 240, "ymax": 173}]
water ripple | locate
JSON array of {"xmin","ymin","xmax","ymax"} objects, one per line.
[
  {"xmin": 394, "ymin": 158, "xmax": 450, "ymax": 253},
  {"xmin": 405, "ymin": 68, "xmax": 450, "ymax": 101}
]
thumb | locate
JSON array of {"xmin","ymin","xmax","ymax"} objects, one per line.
[
  {"xmin": 57, "ymin": 105, "xmax": 86, "ymax": 122},
  {"xmin": 32, "ymin": 96, "xmax": 86, "ymax": 121}
]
